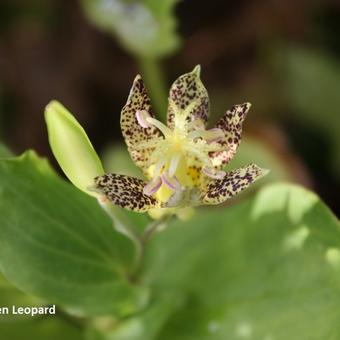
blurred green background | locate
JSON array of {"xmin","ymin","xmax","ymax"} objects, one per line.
[{"xmin": 0, "ymin": 0, "xmax": 339, "ymax": 214}]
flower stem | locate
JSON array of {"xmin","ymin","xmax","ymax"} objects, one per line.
[
  {"xmin": 130, "ymin": 214, "xmax": 173, "ymax": 282},
  {"xmin": 98, "ymin": 200, "xmax": 142, "ymax": 260},
  {"xmin": 137, "ymin": 57, "xmax": 168, "ymax": 121},
  {"xmin": 141, "ymin": 214, "xmax": 172, "ymax": 244},
  {"xmin": 99, "ymin": 197, "xmax": 173, "ymax": 282}
]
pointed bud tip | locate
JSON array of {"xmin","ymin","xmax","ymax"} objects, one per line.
[
  {"xmin": 45, "ymin": 99, "xmax": 63, "ymax": 111},
  {"xmin": 45, "ymin": 100, "xmax": 57, "ymax": 116},
  {"xmin": 45, "ymin": 100, "xmax": 71, "ymax": 123}
]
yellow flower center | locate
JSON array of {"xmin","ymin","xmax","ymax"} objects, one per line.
[{"xmin": 134, "ymin": 110, "xmax": 226, "ymax": 206}]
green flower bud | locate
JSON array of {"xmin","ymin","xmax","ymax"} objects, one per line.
[{"xmin": 45, "ymin": 100, "xmax": 104, "ymax": 197}]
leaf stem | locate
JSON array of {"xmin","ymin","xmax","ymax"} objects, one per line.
[{"xmin": 137, "ymin": 57, "xmax": 168, "ymax": 121}]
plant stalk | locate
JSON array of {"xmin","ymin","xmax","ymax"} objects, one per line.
[
  {"xmin": 99, "ymin": 197, "xmax": 173, "ymax": 282},
  {"xmin": 98, "ymin": 200, "xmax": 142, "ymax": 260},
  {"xmin": 130, "ymin": 214, "xmax": 173, "ymax": 282}
]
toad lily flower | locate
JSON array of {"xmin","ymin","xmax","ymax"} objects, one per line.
[{"xmin": 95, "ymin": 66, "xmax": 268, "ymax": 215}]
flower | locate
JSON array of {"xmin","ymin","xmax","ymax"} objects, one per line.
[{"xmin": 95, "ymin": 66, "xmax": 269, "ymax": 215}]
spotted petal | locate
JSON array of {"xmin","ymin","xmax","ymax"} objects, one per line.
[
  {"xmin": 200, "ymin": 163, "xmax": 268, "ymax": 205},
  {"xmin": 210, "ymin": 103, "xmax": 251, "ymax": 168},
  {"xmin": 121, "ymin": 75, "xmax": 161, "ymax": 174},
  {"xmin": 95, "ymin": 173, "xmax": 161, "ymax": 212},
  {"xmin": 167, "ymin": 65, "xmax": 209, "ymax": 129}
]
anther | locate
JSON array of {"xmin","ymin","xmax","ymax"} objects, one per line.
[
  {"xmin": 136, "ymin": 110, "xmax": 152, "ymax": 128},
  {"xmin": 143, "ymin": 176, "xmax": 162, "ymax": 196},
  {"xmin": 161, "ymin": 172, "xmax": 181, "ymax": 191},
  {"xmin": 187, "ymin": 119, "xmax": 205, "ymax": 131},
  {"xmin": 203, "ymin": 128, "xmax": 225, "ymax": 144}
]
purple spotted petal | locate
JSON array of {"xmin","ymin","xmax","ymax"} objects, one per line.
[
  {"xmin": 121, "ymin": 75, "xmax": 161, "ymax": 174},
  {"xmin": 95, "ymin": 173, "xmax": 161, "ymax": 212},
  {"xmin": 200, "ymin": 163, "xmax": 269, "ymax": 204},
  {"xmin": 167, "ymin": 65, "xmax": 209, "ymax": 129},
  {"xmin": 210, "ymin": 103, "xmax": 251, "ymax": 168}
]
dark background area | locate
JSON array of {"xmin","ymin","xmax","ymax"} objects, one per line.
[{"xmin": 0, "ymin": 0, "xmax": 339, "ymax": 215}]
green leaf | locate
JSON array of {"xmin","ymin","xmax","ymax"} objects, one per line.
[
  {"xmin": 81, "ymin": 0, "xmax": 180, "ymax": 58},
  {"xmin": 0, "ymin": 151, "xmax": 149, "ymax": 317},
  {"xmin": 45, "ymin": 100, "xmax": 104, "ymax": 197},
  {"xmin": 87, "ymin": 292, "xmax": 184, "ymax": 340},
  {"xmin": 141, "ymin": 183, "xmax": 340, "ymax": 339}
]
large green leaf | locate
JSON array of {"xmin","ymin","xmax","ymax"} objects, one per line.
[
  {"xmin": 86, "ymin": 292, "xmax": 184, "ymax": 340},
  {"xmin": 0, "ymin": 151, "xmax": 149, "ymax": 317},
  {"xmin": 130, "ymin": 183, "xmax": 339, "ymax": 339},
  {"xmin": 81, "ymin": 0, "xmax": 180, "ymax": 58}
]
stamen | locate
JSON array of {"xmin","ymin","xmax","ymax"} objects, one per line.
[
  {"xmin": 169, "ymin": 154, "xmax": 181, "ymax": 177},
  {"xmin": 161, "ymin": 172, "xmax": 181, "ymax": 191},
  {"xmin": 203, "ymin": 167, "xmax": 226, "ymax": 180},
  {"xmin": 187, "ymin": 145, "xmax": 211, "ymax": 165},
  {"xmin": 143, "ymin": 176, "xmax": 162, "ymax": 196},
  {"xmin": 187, "ymin": 119, "xmax": 205, "ymax": 131},
  {"xmin": 154, "ymin": 159, "xmax": 166, "ymax": 177},
  {"xmin": 136, "ymin": 110, "xmax": 151, "ymax": 128},
  {"xmin": 204, "ymin": 128, "xmax": 225, "ymax": 144},
  {"xmin": 188, "ymin": 130, "xmax": 204, "ymax": 140},
  {"xmin": 188, "ymin": 128, "xmax": 224, "ymax": 144},
  {"xmin": 146, "ymin": 117, "xmax": 172, "ymax": 138}
]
